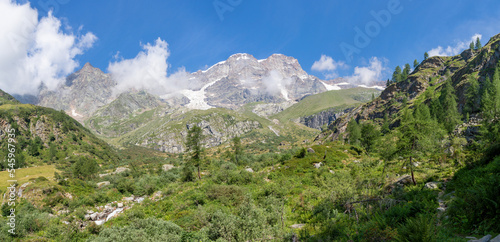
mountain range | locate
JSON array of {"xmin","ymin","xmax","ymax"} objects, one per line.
[{"xmin": 22, "ymin": 53, "xmax": 382, "ymax": 152}]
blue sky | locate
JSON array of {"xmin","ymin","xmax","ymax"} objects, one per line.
[{"xmin": 2, "ymin": 0, "xmax": 500, "ymax": 95}]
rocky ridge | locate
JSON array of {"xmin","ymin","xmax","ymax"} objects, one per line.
[{"xmin": 321, "ymin": 33, "xmax": 500, "ymax": 142}]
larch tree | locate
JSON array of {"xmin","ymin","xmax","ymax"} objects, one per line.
[
  {"xmin": 475, "ymin": 37, "xmax": 482, "ymax": 50},
  {"xmin": 438, "ymin": 80, "xmax": 461, "ymax": 133},
  {"xmin": 186, "ymin": 125, "xmax": 205, "ymax": 179}
]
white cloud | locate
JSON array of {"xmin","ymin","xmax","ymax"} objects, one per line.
[
  {"xmin": 428, "ymin": 33, "xmax": 482, "ymax": 57},
  {"xmin": 347, "ymin": 57, "xmax": 386, "ymax": 85},
  {"xmin": 262, "ymin": 70, "xmax": 292, "ymax": 100},
  {"xmin": 311, "ymin": 54, "xmax": 346, "ymax": 79},
  {"xmin": 0, "ymin": 0, "xmax": 97, "ymax": 96},
  {"xmin": 108, "ymin": 38, "xmax": 193, "ymax": 96}
]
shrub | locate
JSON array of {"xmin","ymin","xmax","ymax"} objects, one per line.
[{"xmin": 396, "ymin": 214, "xmax": 437, "ymax": 242}]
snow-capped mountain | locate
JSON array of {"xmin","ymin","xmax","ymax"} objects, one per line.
[
  {"xmin": 178, "ymin": 53, "xmax": 327, "ymax": 109},
  {"xmin": 36, "ymin": 53, "xmax": 384, "ymax": 119}
]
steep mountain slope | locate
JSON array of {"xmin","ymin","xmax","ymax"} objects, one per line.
[
  {"xmin": 321, "ymin": 33, "xmax": 500, "ymax": 142},
  {"xmin": 37, "ymin": 63, "xmax": 116, "ymax": 121},
  {"xmin": 0, "ymin": 89, "xmax": 119, "ymax": 170},
  {"xmin": 0, "ymin": 89, "xmax": 20, "ymax": 105}
]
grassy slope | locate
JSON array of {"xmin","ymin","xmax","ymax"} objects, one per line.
[
  {"xmin": 0, "ymin": 165, "xmax": 58, "ymax": 193},
  {"xmin": 273, "ymin": 87, "xmax": 381, "ymax": 121}
]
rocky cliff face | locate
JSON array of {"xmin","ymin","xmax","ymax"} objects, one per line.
[
  {"xmin": 37, "ymin": 63, "xmax": 116, "ymax": 121},
  {"xmin": 188, "ymin": 53, "xmax": 327, "ymax": 109},
  {"xmin": 132, "ymin": 111, "xmax": 262, "ymax": 153},
  {"xmin": 300, "ymin": 107, "xmax": 354, "ymax": 130}
]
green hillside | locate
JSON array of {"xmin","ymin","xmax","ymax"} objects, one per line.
[
  {"xmin": 0, "ymin": 91, "xmax": 119, "ymax": 174},
  {"xmin": 273, "ymin": 87, "xmax": 381, "ymax": 121}
]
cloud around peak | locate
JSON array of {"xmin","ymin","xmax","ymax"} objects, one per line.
[
  {"xmin": 0, "ymin": 0, "xmax": 97, "ymax": 96},
  {"xmin": 108, "ymin": 38, "xmax": 192, "ymax": 96}
]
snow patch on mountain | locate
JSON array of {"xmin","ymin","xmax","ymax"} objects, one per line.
[
  {"xmin": 179, "ymin": 79, "xmax": 220, "ymax": 110},
  {"xmin": 321, "ymin": 81, "xmax": 341, "ymax": 91},
  {"xmin": 357, "ymin": 84, "xmax": 385, "ymax": 90}
]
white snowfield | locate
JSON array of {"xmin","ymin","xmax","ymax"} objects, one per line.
[
  {"xmin": 179, "ymin": 79, "xmax": 220, "ymax": 110},
  {"xmin": 321, "ymin": 81, "xmax": 342, "ymax": 91}
]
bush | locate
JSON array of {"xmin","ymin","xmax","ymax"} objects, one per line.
[
  {"xmin": 294, "ymin": 148, "xmax": 307, "ymax": 158},
  {"xmin": 396, "ymin": 214, "xmax": 437, "ymax": 242},
  {"xmin": 90, "ymin": 218, "xmax": 184, "ymax": 242}
]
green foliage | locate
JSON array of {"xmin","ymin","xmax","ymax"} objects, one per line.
[
  {"xmin": 392, "ymin": 65, "xmax": 403, "ymax": 84},
  {"xmin": 347, "ymin": 118, "xmax": 361, "ymax": 146},
  {"xmin": 72, "ymin": 157, "xmax": 99, "ymax": 180},
  {"xmin": 232, "ymin": 136, "xmax": 243, "ymax": 164},
  {"xmin": 294, "ymin": 147, "xmax": 307, "ymax": 158},
  {"xmin": 475, "ymin": 37, "xmax": 482, "ymax": 50},
  {"xmin": 447, "ymin": 155, "xmax": 500, "ymax": 233},
  {"xmin": 414, "ymin": 59, "xmax": 419, "ymax": 68},
  {"xmin": 437, "ymin": 80, "xmax": 461, "ymax": 132},
  {"xmin": 186, "ymin": 125, "xmax": 204, "ymax": 179},
  {"xmin": 396, "ymin": 214, "xmax": 437, "ymax": 242},
  {"xmin": 465, "ymin": 75, "xmax": 480, "ymax": 115},
  {"xmin": 90, "ymin": 218, "xmax": 184, "ymax": 242},
  {"xmin": 360, "ymin": 122, "xmax": 380, "ymax": 153},
  {"xmin": 424, "ymin": 52, "xmax": 429, "ymax": 60}
]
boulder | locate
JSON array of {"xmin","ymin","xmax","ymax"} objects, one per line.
[
  {"xmin": 162, "ymin": 164, "xmax": 174, "ymax": 171},
  {"xmin": 395, "ymin": 175, "xmax": 412, "ymax": 186},
  {"xmin": 245, "ymin": 167, "xmax": 254, "ymax": 173},
  {"xmin": 117, "ymin": 203, "xmax": 123, "ymax": 208},
  {"xmin": 424, "ymin": 182, "xmax": 441, "ymax": 190},
  {"xmin": 290, "ymin": 224, "xmax": 306, "ymax": 229},
  {"xmin": 307, "ymin": 148, "xmax": 315, "ymax": 153},
  {"xmin": 97, "ymin": 181, "xmax": 110, "ymax": 188},
  {"xmin": 313, "ymin": 162, "xmax": 322, "ymax": 169},
  {"xmin": 90, "ymin": 212, "xmax": 99, "ymax": 221},
  {"xmin": 490, "ymin": 234, "xmax": 500, "ymax": 242},
  {"xmin": 468, "ymin": 234, "xmax": 492, "ymax": 242}
]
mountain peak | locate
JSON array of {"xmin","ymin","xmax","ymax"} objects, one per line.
[
  {"xmin": 82, "ymin": 62, "xmax": 94, "ymax": 69},
  {"xmin": 227, "ymin": 53, "xmax": 257, "ymax": 62}
]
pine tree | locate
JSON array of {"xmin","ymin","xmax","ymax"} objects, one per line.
[
  {"xmin": 492, "ymin": 66, "xmax": 500, "ymax": 118},
  {"xmin": 392, "ymin": 66, "xmax": 402, "ymax": 83},
  {"xmin": 394, "ymin": 106, "xmax": 443, "ymax": 185},
  {"xmin": 372, "ymin": 93, "xmax": 375, "ymax": 101},
  {"xmin": 424, "ymin": 52, "xmax": 429, "ymax": 60},
  {"xmin": 360, "ymin": 122, "xmax": 380, "ymax": 153},
  {"xmin": 402, "ymin": 63, "xmax": 411, "ymax": 80},
  {"xmin": 481, "ymin": 76, "xmax": 494, "ymax": 118},
  {"xmin": 347, "ymin": 118, "xmax": 361, "ymax": 146},
  {"xmin": 475, "ymin": 37, "xmax": 482, "ymax": 50},
  {"xmin": 381, "ymin": 113, "xmax": 390, "ymax": 134},
  {"xmin": 464, "ymin": 75, "xmax": 480, "ymax": 115},
  {"xmin": 186, "ymin": 125, "xmax": 204, "ymax": 179},
  {"xmin": 469, "ymin": 41, "xmax": 475, "ymax": 50},
  {"xmin": 232, "ymin": 136, "xmax": 243, "ymax": 164},
  {"xmin": 413, "ymin": 59, "xmax": 419, "ymax": 69},
  {"xmin": 438, "ymin": 80, "xmax": 461, "ymax": 133}
]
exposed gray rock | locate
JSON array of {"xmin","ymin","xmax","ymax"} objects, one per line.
[
  {"xmin": 301, "ymin": 107, "xmax": 354, "ymax": 130},
  {"xmin": 37, "ymin": 63, "xmax": 116, "ymax": 121},
  {"xmin": 290, "ymin": 224, "xmax": 306, "ymax": 229},
  {"xmin": 307, "ymin": 148, "xmax": 315, "ymax": 153},
  {"xmin": 424, "ymin": 182, "xmax": 441, "ymax": 190},
  {"xmin": 97, "ymin": 181, "xmax": 110, "ymax": 188},
  {"xmin": 468, "ymin": 234, "xmax": 492, "ymax": 242},
  {"xmin": 490, "ymin": 234, "xmax": 500, "ymax": 242},
  {"xmin": 245, "ymin": 167, "xmax": 254, "ymax": 173},
  {"xmin": 162, "ymin": 164, "xmax": 174, "ymax": 171},
  {"xmin": 313, "ymin": 162, "xmax": 322, "ymax": 169}
]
